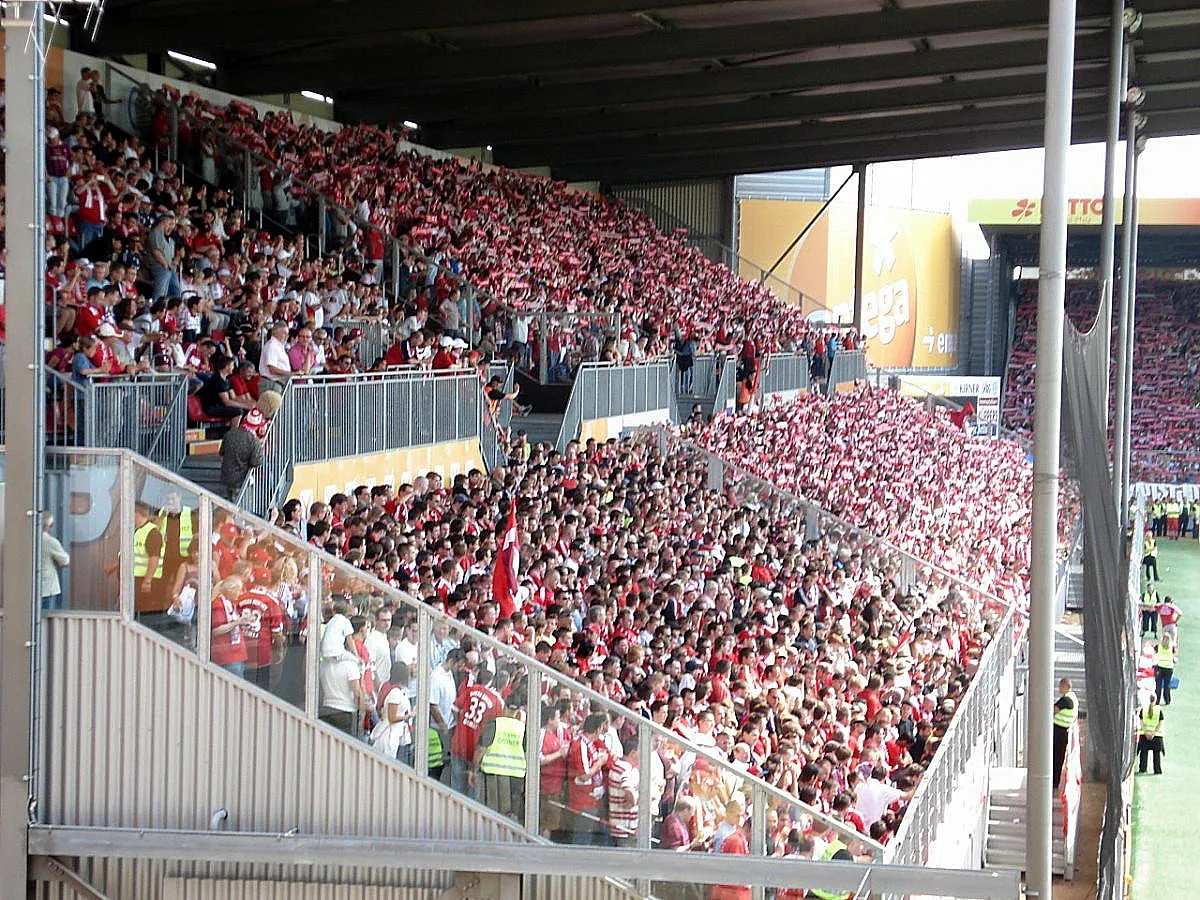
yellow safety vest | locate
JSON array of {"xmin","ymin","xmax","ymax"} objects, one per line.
[
  {"xmin": 1155, "ymin": 644, "xmax": 1175, "ymax": 668},
  {"xmin": 133, "ymin": 521, "xmax": 164, "ymax": 580},
  {"xmin": 158, "ymin": 507, "xmax": 194, "ymax": 558},
  {"xmin": 479, "ymin": 716, "xmax": 526, "ymax": 778},
  {"xmin": 1141, "ymin": 590, "xmax": 1159, "ymax": 612},
  {"xmin": 1140, "ymin": 706, "xmax": 1162, "ymax": 737},
  {"xmin": 809, "ymin": 840, "xmax": 852, "ymax": 900},
  {"xmin": 1145, "ymin": 538, "xmax": 1157, "ymax": 559},
  {"xmin": 1166, "ymin": 501, "xmax": 1181, "ymax": 517},
  {"xmin": 428, "ymin": 726, "xmax": 445, "ymax": 769},
  {"xmin": 1053, "ymin": 691, "xmax": 1078, "ymax": 729}
]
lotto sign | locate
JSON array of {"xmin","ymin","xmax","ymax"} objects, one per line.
[{"xmin": 968, "ymin": 197, "xmax": 1200, "ymax": 227}]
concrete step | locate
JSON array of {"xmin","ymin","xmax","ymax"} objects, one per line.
[{"xmin": 513, "ymin": 413, "xmax": 564, "ymax": 447}]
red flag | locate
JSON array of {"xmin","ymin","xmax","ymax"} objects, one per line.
[{"xmin": 492, "ymin": 504, "xmax": 519, "ymax": 618}]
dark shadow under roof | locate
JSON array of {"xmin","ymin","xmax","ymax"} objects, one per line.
[{"xmin": 89, "ymin": 0, "xmax": 1200, "ymax": 183}]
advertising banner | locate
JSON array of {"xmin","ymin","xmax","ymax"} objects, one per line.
[
  {"xmin": 738, "ymin": 199, "xmax": 960, "ymax": 370},
  {"xmin": 898, "ymin": 375, "xmax": 1002, "ymax": 438},
  {"xmin": 968, "ymin": 197, "xmax": 1200, "ymax": 227}
]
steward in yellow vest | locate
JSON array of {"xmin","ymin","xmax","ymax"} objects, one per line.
[
  {"xmin": 133, "ymin": 502, "xmax": 168, "ymax": 613},
  {"xmin": 473, "ymin": 699, "xmax": 526, "ymax": 818},
  {"xmin": 1153, "ymin": 636, "xmax": 1177, "ymax": 706},
  {"xmin": 808, "ymin": 823, "xmax": 854, "ymax": 900},
  {"xmin": 1052, "ymin": 679, "xmax": 1077, "ymax": 790},
  {"xmin": 1138, "ymin": 699, "xmax": 1165, "ymax": 775}
]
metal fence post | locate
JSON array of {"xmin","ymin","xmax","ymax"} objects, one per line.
[
  {"xmin": 306, "ymin": 551, "xmax": 322, "ymax": 720},
  {"xmin": 196, "ymin": 497, "xmax": 213, "ymax": 662},
  {"xmin": 318, "ymin": 196, "xmax": 327, "ymax": 255},
  {"xmin": 524, "ymin": 668, "xmax": 542, "ymax": 833},
  {"xmin": 242, "ymin": 149, "xmax": 252, "ymax": 216},
  {"xmin": 414, "ymin": 608, "xmax": 432, "ymax": 775},
  {"xmin": 391, "ymin": 241, "xmax": 401, "ymax": 302}
]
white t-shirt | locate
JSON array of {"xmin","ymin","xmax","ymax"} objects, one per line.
[
  {"xmin": 363, "ymin": 628, "xmax": 392, "ymax": 686},
  {"xmin": 856, "ymin": 777, "xmax": 905, "ymax": 827},
  {"xmin": 319, "ymin": 657, "xmax": 361, "ymax": 713},
  {"xmin": 320, "ymin": 613, "xmax": 354, "ymax": 661},
  {"xmin": 430, "ymin": 666, "xmax": 458, "ymax": 729},
  {"xmin": 259, "ymin": 336, "xmax": 292, "ymax": 379},
  {"xmin": 370, "ymin": 686, "xmax": 413, "ymax": 757}
]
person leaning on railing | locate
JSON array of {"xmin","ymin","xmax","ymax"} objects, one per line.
[{"xmin": 218, "ymin": 390, "xmax": 282, "ymax": 500}]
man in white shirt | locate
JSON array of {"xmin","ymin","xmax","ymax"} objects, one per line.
[
  {"xmin": 320, "ymin": 600, "xmax": 354, "ymax": 661},
  {"xmin": 855, "ymin": 765, "xmax": 912, "ymax": 827},
  {"xmin": 259, "ymin": 320, "xmax": 293, "ymax": 382},
  {"xmin": 363, "ymin": 608, "xmax": 393, "ymax": 687}
]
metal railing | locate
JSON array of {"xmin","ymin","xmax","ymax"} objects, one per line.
[
  {"xmin": 756, "ymin": 352, "xmax": 811, "ymax": 401},
  {"xmin": 714, "ymin": 354, "xmax": 737, "ymax": 415},
  {"xmin": 38, "ymin": 444, "xmax": 882, "ymax": 870},
  {"xmin": 329, "ymin": 318, "xmax": 392, "ymax": 368},
  {"xmin": 555, "ymin": 361, "xmax": 672, "ymax": 452},
  {"xmin": 829, "ymin": 350, "xmax": 868, "ymax": 391},
  {"xmin": 6, "ymin": 370, "xmax": 190, "ymax": 471},
  {"xmin": 236, "ymin": 370, "xmax": 488, "ymax": 517}
]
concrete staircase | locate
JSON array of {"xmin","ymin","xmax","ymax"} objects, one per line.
[
  {"xmin": 1054, "ymin": 622, "xmax": 1088, "ymax": 717},
  {"xmin": 178, "ymin": 433, "xmax": 225, "ymax": 497},
  {"xmin": 513, "ymin": 412, "xmax": 564, "ymax": 447},
  {"xmin": 984, "ymin": 768, "xmax": 1073, "ymax": 878}
]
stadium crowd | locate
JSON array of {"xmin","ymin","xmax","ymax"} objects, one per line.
[
  {"xmin": 26, "ymin": 77, "xmax": 1066, "ymax": 876},
  {"xmin": 1004, "ymin": 281, "xmax": 1200, "ymax": 484},
  {"xmin": 696, "ymin": 387, "xmax": 1080, "ymax": 604},
  {"xmin": 175, "ymin": 387, "xmax": 1035, "ymax": 857}
]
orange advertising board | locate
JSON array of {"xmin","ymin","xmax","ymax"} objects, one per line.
[
  {"xmin": 738, "ymin": 199, "xmax": 960, "ymax": 369},
  {"xmin": 968, "ymin": 197, "xmax": 1200, "ymax": 226}
]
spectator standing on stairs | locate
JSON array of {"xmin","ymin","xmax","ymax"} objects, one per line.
[
  {"xmin": 674, "ymin": 329, "xmax": 696, "ymax": 394},
  {"xmin": 1052, "ymin": 678, "xmax": 1078, "ymax": 791}
]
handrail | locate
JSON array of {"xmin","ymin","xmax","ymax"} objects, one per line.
[
  {"xmin": 56, "ymin": 443, "xmax": 883, "ymax": 859},
  {"xmin": 555, "ymin": 360, "xmax": 673, "ymax": 453}
]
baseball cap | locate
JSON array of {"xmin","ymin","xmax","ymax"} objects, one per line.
[{"xmin": 97, "ymin": 323, "xmax": 120, "ymax": 338}]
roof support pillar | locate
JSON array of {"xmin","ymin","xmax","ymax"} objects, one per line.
[
  {"xmin": 852, "ymin": 164, "xmax": 868, "ymax": 332},
  {"xmin": 1027, "ymin": 3, "xmax": 1078, "ymax": 900}
]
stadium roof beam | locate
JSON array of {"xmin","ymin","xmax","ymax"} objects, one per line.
[
  {"xmin": 424, "ymin": 70, "xmax": 1116, "ymax": 148},
  {"xmin": 326, "ymin": 32, "xmax": 1118, "ymax": 115},
  {"xmin": 547, "ymin": 108, "xmax": 1200, "ymax": 182},
  {"xmin": 92, "ymin": 0, "xmax": 742, "ymax": 53},
  {"xmin": 493, "ymin": 82, "xmax": 1200, "ymax": 169},
  {"xmin": 223, "ymin": 0, "xmax": 1121, "ymax": 91}
]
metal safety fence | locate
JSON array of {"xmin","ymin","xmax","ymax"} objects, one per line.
[
  {"xmin": 2, "ymin": 370, "xmax": 189, "ymax": 472},
  {"xmin": 328, "ymin": 318, "xmax": 393, "ymax": 368},
  {"xmin": 756, "ymin": 352, "xmax": 811, "ymax": 401},
  {"xmin": 555, "ymin": 361, "xmax": 672, "ymax": 452},
  {"xmin": 829, "ymin": 349, "xmax": 868, "ymax": 391},
  {"xmin": 237, "ymin": 370, "xmax": 490, "ymax": 518},
  {"xmin": 37, "ymin": 445, "xmax": 883, "ymax": 880}
]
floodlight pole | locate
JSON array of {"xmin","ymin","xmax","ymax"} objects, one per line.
[
  {"xmin": 1113, "ymin": 87, "xmax": 1139, "ymax": 521},
  {"xmin": 1096, "ymin": 0, "xmax": 1126, "ymax": 426},
  {"xmin": 1027, "ymin": 2, "xmax": 1077, "ymax": 899},
  {"xmin": 1119, "ymin": 147, "xmax": 1142, "ymax": 517},
  {"xmin": 1, "ymin": 6, "xmax": 47, "ymax": 900}
]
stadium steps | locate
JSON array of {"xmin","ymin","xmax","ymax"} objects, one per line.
[
  {"xmin": 514, "ymin": 412, "xmax": 565, "ymax": 446},
  {"xmin": 178, "ymin": 452, "xmax": 226, "ymax": 498},
  {"xmin": 676, "ymin": 395, "xmax": 716, "ymax": 424},
  {"xmin": 984, "ymin": 768, "xmax": 1071, "ymax": 877},
  {"xmin": 1054, "ymin": 623, "xmax": 1088, "ymax": 718},
  {"xmin": 1065, "ymin": 563, "xmax": 1084, "ymax": 612}
]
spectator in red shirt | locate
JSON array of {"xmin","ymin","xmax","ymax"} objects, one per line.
[{"xmin": 566, "ymin": 712, "xmax": 610, "ymax": 845}]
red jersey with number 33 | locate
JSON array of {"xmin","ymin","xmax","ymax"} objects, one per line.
[{"xmin": 450, "ymin": 684, "xmax": 502, "ymax": 760}]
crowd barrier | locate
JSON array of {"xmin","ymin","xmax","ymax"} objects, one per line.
[
  {"xmin": 328, "ymin": 318, "xmax": 393, "ymax": 368},
  {"xmin": 756, "ymin": 352, "xmax": 811, "ymax": 401},
  {"xmin": 237, "ymin": 369, "xmax": 487, "ymax": 517},
  {"xmin": 34, "ymin": 445, "xmax": 882, "ymax": 876},
  {"xmin": 555, "ymin": 361, "xmax": 672, "ymax": 452},
  {"xmin": 829, "ymin": 350, "xmax": 868, "ymax": 390},
  {"xmin": 1, "ymin": 371, "xmax": 189, "ymax": 473}
]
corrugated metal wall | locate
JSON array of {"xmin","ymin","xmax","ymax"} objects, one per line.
[
  {"xmin": 733, "ymin": 169, "xmax": 830, "ymax": 201},
  {"xmin": 609, "ymin": 178, "xmax": 733, "ymax": 244},
  {"xmin": 39, "ymin": 615, "xmax": 528, "ymax": 841}
]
